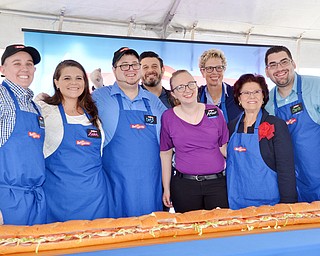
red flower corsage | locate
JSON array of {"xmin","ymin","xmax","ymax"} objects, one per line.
[{"xmin": 258, "ymin": 122, "xmax": 275, "ymax": 141}]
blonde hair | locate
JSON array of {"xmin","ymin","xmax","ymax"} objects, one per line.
[
  {"xmin": 169, "ymin": 69, "xmax": 193, "ymax": 106},
  {"xmin": 169, "ymin": 70, "xmax": 192, "ymax": 90},
  {"xmin": 199, "ymin": 49, "xmax": 227, "ymax": 68}
]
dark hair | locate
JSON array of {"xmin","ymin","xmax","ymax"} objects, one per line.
[
  {"xmin": 112, "ymin": 47, "xmax": 139, "ymax": 67},
  {"xmin": 139, "ymin": 51, "xmax": 164, "ymax": 68},
  {"xmin": 265, "ymin": 46, "xmax": 293, "ymax": 66},
  {"xmin": 233, "ymin": 73, "xmax": 269, "ymax": 109},
  {"xmin": 44, "ymin": 59, "xmax": 100, "ymax": 128}
]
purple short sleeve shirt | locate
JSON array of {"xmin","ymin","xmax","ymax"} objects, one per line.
[{"xmin": 160, "ymin": 104, "xmax": 229, "ymax": 175}]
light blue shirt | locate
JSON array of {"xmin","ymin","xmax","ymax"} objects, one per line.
[
  {"xmin": 92, "ymin": 82, "xmax": 166, "ymax": 147},
  {"xmin": 265, "ymin": 73, "xmax": 320, "ymax": 125},
  {"xmin": 204, "ymin": 82, "xmax": 229, "ymax": 105}
]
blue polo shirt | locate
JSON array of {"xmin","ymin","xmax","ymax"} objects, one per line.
[
  {"xmin": 92, "ymin": 82, "xmax": 166, "ymax": 147},
  {"xmin": 265, "ymin": 73, "xmax": 320, "ymax": 125}
]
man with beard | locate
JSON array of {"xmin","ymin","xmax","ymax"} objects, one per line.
[
  {"xmin": 265, "ymin": 45, "xmax": 320, "ymax": 203},
  {"xmin": 92, "ymin": 47, "xmax": 166, "ymax": 218},
  {"xmin": 198, "ymin": 49, "xmax": 242, "ymax": 123},
  {"xmin": 139, "ymin": 51, "xmax": 174, "ymax": 108}
]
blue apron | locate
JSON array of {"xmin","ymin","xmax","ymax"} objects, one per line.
[
  {"xmin": 44, "ymin": 104, "xmax": 108, "ymax": 223},
  {"xmin": 226, "ymin": 110, "xmax": 280, "ymax": 209},
  {"xmin": 103, "ymin": 94, "xmax": 162, "ymax": 218},
  {"xmin": 199, "ymin": 83, "xmax": 228, "ymax": 123},
  {"xmin": 0, "ymin": 81, "xmax": 46, "ymax": 225},
  {"xmin": 274, "ymin": 75, "xmax": 320, "ymax": 202}
]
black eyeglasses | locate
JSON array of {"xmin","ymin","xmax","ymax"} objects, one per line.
[
  {"xmin": 266, "ymin": 58, "xmax": 292, "ymax": 70},
  {"xmin": 202, "ymin": 65, "xmax": 225, "ymax": 73},
  {"xmin": 115, "ymin": 63, "xmax": 141, "ymax": 71},
  {"xmin": 172, "ymin": 81, "xmax": 197, "ymax": 93}
]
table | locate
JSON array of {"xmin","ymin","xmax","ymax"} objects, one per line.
[
  {"xmin": 69, "ymin": 227, "xmax": 320, "ymax": 256},
  {"xmin": 9, "ymin": 224, "xmax": 320, "ymax": 255}
]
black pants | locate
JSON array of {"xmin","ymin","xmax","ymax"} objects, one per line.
[{"xmin": 170, "ymin": 173, "xmax": 229, "ymax": 213}]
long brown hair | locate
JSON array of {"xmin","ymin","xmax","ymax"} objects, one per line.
[{"xmin": 44, "ymin": 59, "xmax": 100, "ymax": 128}]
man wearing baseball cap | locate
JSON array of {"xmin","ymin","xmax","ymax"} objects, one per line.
[
  {"xmin": 0, "ymin": 44, "xmax": 46, "ymax": 225},
  {"xmin": 92, "ymin": 47, "xmax": 166, "ymax": 218}
]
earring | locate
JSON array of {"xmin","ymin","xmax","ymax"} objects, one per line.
[{"xmin": 239, "ymin": 102, "xmax": 241, "ymax": 106}]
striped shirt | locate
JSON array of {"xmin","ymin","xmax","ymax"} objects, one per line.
[{"xmin": 0, "ymin": 79, "xmax": 38, "ymax": 147}]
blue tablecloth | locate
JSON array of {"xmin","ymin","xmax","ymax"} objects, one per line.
[{"xmin": 70, "ymin": 228, "xmax": 320, "ymax": 256}]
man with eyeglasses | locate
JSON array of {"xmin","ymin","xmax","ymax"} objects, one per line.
[
  {"xmin": 92, "ymin": 47, "xmax": 166, "ymax": 218},
  {"xmin": 198, "ymin": 49, "xmax": 242, "ymax": 123},
  {"xmin": 265, "ymin": 45, "xmax": 320, "ymax": 203}
]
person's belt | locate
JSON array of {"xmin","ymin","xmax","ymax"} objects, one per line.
[{"xmin": 175, "ymin": 169, "xmax": 225, "ymax": 181}]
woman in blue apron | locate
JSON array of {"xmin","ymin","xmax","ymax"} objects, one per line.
[
  {"xmin": 36, "ymin": 60, "xmax": 108, "ymax": 222},
  {"xmin": 227, "ymin": 74, "xmax": 297, "ymax": 210},
  {"xmin": 103, "ymin": 93, "xmax": 162, "ymax": 218},
  {"xmin": 199, "ymin": 82, "xmax": 229, "ymax": 122},
  {"xmin": 0, "ymin": 81, "xmax": 46, "ymax": 225},
  {"xmin": 198, "ymin": 49, "xmax": 242, "ymax": 123},
  {"xmin": 274, "ymin": 75, "xmax": 320, "ymax": 202}
]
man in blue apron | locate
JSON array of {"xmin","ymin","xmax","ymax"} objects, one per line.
[
  {"xmin": 198, "ymin": 49, "xmax": 242, "ymax": 123},
  {"xmin": 92, "ymin": 47, "xmax": 166, "ymax": 218},
  {"xmin": 0, "ymin": 44, "xmax": 46, "ymax": 225},
  {"xmin": 265, "ymin": 45, "xmax": 320, "ymax": 202},
  {"xmin": 90, "ymin": 51, "xmax": 174, "ymax": 108}
]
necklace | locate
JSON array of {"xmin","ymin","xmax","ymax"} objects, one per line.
[
  {"xmin": 63, "ymin": 103, "xmax": 83, "ymax": 116},
  {"xmin": 180, "ymin": 104, "xmax": 203, "ymax": 125}
]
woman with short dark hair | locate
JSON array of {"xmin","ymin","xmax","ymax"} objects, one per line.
[{"xmin": 227, "ymin": 73, "xmax": 297, "ymax": 210}]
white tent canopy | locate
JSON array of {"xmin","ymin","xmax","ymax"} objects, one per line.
[{"xmin": 1, "ymin": 0, "xmax": 320, "ymax": 73}]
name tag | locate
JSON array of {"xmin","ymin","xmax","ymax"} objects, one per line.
[
  {"xmin": 205, "ymin": 108, "xmax": 219, "ymax": 118},
  {"xmin": 144, "ymin": 115, "xmax": 157, "ymax": 125},
  {"xmin": 38, "ymin": 116, "xmax": 45, "ymax": 128},
  {"xmin": 290, "ymin": 103, "xmax": 303, "ymax": 115},
  {"xmin": 87, "ymin": 129, "xmax": 101, "ymax": 138}
]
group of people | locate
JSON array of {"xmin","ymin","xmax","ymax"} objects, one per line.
[{"xmin": 0, "ymin": 42, "xmax": 319, "ymax": 226}]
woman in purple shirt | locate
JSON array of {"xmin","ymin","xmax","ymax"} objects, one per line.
[{"xmin": 160, "ymin": 70, "xmax": 229, "ymax": 213}]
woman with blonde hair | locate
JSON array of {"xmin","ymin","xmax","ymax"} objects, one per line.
[{"xmin": 160, "ymin": 70, "xmax": 229, "ymax": 213}]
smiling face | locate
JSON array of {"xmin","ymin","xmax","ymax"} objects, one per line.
[
  {"xmin": 140, "ymin": 57, "xmax": 164, "ymax": 88},
  {"xmin": 54, "ymin": 66, "xmax": 85, "ymax": 101},
  {"xmin": 171, "ymin": 71, "xmax": 198, "ymax": 105},
  {"xmin": 0, "ymin": 51, "xmax": 36, "ymax": 89},
  {"xmin": 265, "ymin": 51, "xmax": 296, "ymax": 89},
  {"xmin": 113, "ymin": 54, "xmax": 141, "ymax": 89},
  {"xmin": 238, "ymin": 82, "xmax": 264, "ymax": 114},
  {"xmin": 200, "ymin": 57, "xmax": 225, "ymax": 87}
]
